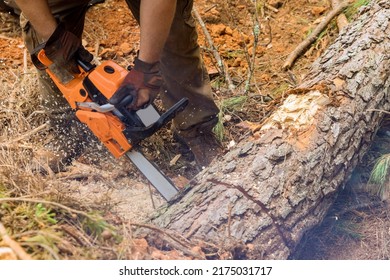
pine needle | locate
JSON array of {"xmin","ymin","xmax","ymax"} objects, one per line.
[{"xmin": 368, "ymin": 153, "xmax": 390, "ymax": 200}]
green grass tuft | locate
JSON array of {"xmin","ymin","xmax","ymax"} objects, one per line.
[
  {"xmin": 368, "ymin": 153, "xmax": 390, "ymax": 200},
  {"xmin": 344, "ymin": 0, "xmax": 371, "ymax": 21},
  {"xmin": 214, "ymin": 96, "xmax": 248, "ymax": 141}
]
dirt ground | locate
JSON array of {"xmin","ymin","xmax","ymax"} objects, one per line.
[{"xmin": 1, "ymin": 0, "xmax": 389, "ymax": 260}]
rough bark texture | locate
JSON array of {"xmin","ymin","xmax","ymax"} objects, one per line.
[{"xmin": 148, "ymin": 0, "xmax": 390, "ymax": 259}]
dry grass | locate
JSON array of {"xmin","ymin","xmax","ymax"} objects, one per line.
[
  {"xmin": 0, "ymin": 66, "xmax": 164, "ymax": 259},
  {"xmin": 0, "ymin": 70, "xmax": 109, "ymax": 259},
  {"xmin": 293, "ymin": 194, "xmax": 390, "ymax": 260}
]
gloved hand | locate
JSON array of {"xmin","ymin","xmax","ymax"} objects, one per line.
[
  {"xmin": 43, "ymin": 23, "xmax": 93, "ymax": 74},
  {"xmin": 109, "ymin": 57, "xmax": 162, "ymax": 111}
]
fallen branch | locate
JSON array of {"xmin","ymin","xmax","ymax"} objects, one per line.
[
  {"xmin": 244, "ymin": 0, "xmax": 261, "ymax": 93},
  {"xmin": 192, "ymin": 5, "xmax": 235, "ymax": 91},
  {"xmin": 0, "ymin": 221, "xmax": 32, "ymax": 260},
  {"xmin": 282, "ymin": 0, "xmax": 350, "ymax": 70}
]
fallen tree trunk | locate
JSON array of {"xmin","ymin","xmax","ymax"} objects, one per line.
[{"xmin": 146, "ymin": 0, "xmax": 390, "ymax": 259}]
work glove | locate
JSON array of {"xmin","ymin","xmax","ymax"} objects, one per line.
[
  {"xmin": 43, "ymin": 23, "xmax": 93, "ymax": 74},
  {"xmin": 109, "ymin": 57, "xmax": 163, "ymax": 111}
]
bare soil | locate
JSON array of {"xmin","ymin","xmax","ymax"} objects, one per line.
[{"xmin": 1, "ymin": 0, "xmax": 389, "ymax": 260}]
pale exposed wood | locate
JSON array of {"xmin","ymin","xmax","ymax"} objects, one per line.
[
  {"xmin": 331, "ymin": 0, "xmax": 350, "ymax": 30},
  {"xmin": 0, "ymin": 221, "xmax": 32, "ymax": 260}
]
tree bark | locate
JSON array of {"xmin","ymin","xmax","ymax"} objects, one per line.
[{"xmin": 147, "ymin": 0, "xmax": 390, "ymax": 259}]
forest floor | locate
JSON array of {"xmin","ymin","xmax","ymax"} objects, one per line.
[{"xmin": 0, "ymin": 0, "xmax": 389, "ymax": 260}]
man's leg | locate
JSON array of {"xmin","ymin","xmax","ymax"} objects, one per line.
[
  {"xmin": 125, "ymin": 0, "xmax": 221, "ymax": 167},
  {"xmin": 13, "ymin": 0, "xmax": 92, "ymax": 172}
]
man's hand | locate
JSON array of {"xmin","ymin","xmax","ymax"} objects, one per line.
[
  {"xmin": 43, "ymin": 23, "xmax": 93, "ymax": 74},
  {"xmin": 109, "ymin": 58, "xmax": 162, "ymax": 111}
]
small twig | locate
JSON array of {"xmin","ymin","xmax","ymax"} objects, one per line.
[
  {"xmin": 0, "ymin": 221, "xmax": 32, "ymax": 260},
  {"xmin": 204, "ymin": 4, "xmax": 217, "ymax": 14},
  {"xmin": 131, "ymin": 223, "xmax": 190, "ymax": 248},
  {"xmin": 0, "ymin": 34, "xmax": 15, "ymax": 40},
  {"xmin": 259, "ymin": 17, "xmax": 273, "ymax": 47},
  {"xmin": 264, "ymin": 3, "xmax": 279, "ymax": 13},
  {"xmin": 367, "ymin": 109, "xmax": 390, "ymax": 115},
  {"xmin": 94, "ymin": 41, "xmax": 100, "ymax": 57},
  {"xmin": 131, "ymin": 222, "xmax": 205, "ymax": 259},
  {"xmin": 23, "ymin": 48, "xmax": 28, "ymax": 75},
  {"xmin": 148, "ymin": 183, "xmax": 156, "ymax": 209},
  {"xmin": 244, "ymin": 0, "xmax": 261, "ymax": 93},
  {"xmin": 193, "ymin": 5, "xmax": 235, "ymax": 92},
  {"xmin": 57, "ymin": 173, "xmax": 90, "ymax": 181},
  {"xmin": 60, "ymin": 224, "xmax": 93, "ymax": 247},
  {"xmin": 0, "ymin": 197, "xmax": 95, "ymax": 221},
  {"xmin": 26, "ymin": 110, "xmax": 46, "ymax": 120},
  {"xmin": 0, "ymin": 27, "xmax": 12, "ymax": 32},
  {"xmin": 7, "ymin": 122, "xmax": 49, "ymax": 144},
  {"xmin": 282, "ymin": 0, "xmax": 350, "ymax": 70}
]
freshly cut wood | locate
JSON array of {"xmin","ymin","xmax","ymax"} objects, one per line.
[{"xmin": 146, "ymin": 0, "xmax": 389, "ymax": 259}]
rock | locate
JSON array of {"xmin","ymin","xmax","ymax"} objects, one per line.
[
  {"xmin": 211, "ymin": 24, "xmax": 227, "ymax": 36},
  {"xmin": 268, "ymin": 0, "xmax": 284, "ymax": 9},
  {"xmin": 311, "ymin": 6, "xmax": 328, "ymax": 17},
  {"xmin": 119, "ymin": 42, "xmax": 132, "ymax": 55},
  {"xmin": 202, "ymin": 9, "xmax": 221, "ymax": 24},
  {"xmin": 225, "ymin": 26, "xmax": 233, "ymax": 36}
]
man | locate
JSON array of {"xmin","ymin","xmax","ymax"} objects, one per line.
[{"xmin": 2, "ymin": 0, "xmax": 221, "ymax": 171}]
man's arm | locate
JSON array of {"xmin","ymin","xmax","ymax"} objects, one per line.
[
  {"xmin": 138, "ymin": 0, "xmax": 176, "ymax": 63},
  {"xmin": 14, "ymin": 0, "xmax": 56, "ymax": 40},
  {"xmin": 14, "ymin": 0, "xmax": 92, "ymax": 76}
]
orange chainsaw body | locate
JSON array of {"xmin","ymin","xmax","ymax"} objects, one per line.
[{"xmin": 37, "ymin": 50, "xmax": 132, "ymax": 158}]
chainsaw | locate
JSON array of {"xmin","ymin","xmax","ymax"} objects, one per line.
[{"xmin": 34, "ymin": 50, "xmax": 188, "ymax": 201}]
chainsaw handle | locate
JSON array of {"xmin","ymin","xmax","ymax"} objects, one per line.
[
  {"xmin": 33, "ymin": 49, "xmax": 95, "ymax": 73},
  {"xmin": 124, "ymin": 97, "xmax": 189, "ymax": 143},
  {"xmin": 77, "ymin": 59, "xmax": 95, "ymax": 72},
  {"xmin": 31, "ymin": 49, "xmax": 50, "ymax": 70}
]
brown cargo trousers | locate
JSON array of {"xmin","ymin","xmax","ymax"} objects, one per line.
[{"xmin": 6, "ymin": 0, "xmax": 219, "ymax": 137}]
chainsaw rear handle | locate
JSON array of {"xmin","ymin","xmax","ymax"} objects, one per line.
[{"xmin": 32, "ymin": 48, "xmax": 94, "ymax": 72}]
